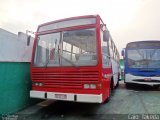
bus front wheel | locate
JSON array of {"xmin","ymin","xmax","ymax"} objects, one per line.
[
  {"xmin": 153, "ymin": 85, "xmax": 160, "ymax": 89},
  {"xmin": 104, "ymin": 79, "xmax": 113, "ymax": 103},
  {"xmin": 103, "ymin": 87, "xmax": 111, "ymax": 103},
  {"xmin": 125, "ymin": 83, "xmax": 131, "ymax": 88}
]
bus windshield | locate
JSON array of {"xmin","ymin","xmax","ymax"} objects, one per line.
[
  {"xmin": 33, "ymin": 28, "xmax": 97, "ymax": 67},
  {"xmin": 127, "ymin": 49, "xmax": 160, "ymax": 68}
]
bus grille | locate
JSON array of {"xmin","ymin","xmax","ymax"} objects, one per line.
[{"xmin": 32, "ymin": 71, "xmax": 99, "ymax": 89}]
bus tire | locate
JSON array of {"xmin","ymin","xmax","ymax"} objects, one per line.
[
  {"xmin": 115, "ymin": 80, "xmax": 119, "ymax": 88},
  {"xmin": 125, "ymin": 83, "xmax": 131, "ymax": 88},
  {"xmin": 103, "ymin": 86, "xmax": 111, "ymax": 103},
  {"xmin": 153, "ymin": 85, "xmax": 160, "ymax": 89},
  {"xmin": 111, "ymin": 78, "xmax": 114, "ymax": 90},
  {"xmin": 103, "ymin": 79, "xmax": 113, "ymax": 103},
  {"xmin": 115, "ymin": 75, "xmax": 120, "ymax": 88}
]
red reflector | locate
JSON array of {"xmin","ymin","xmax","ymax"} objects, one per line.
[{"xmin": 144, "ymin": 78, "xmax": 152, "ymax": 81}]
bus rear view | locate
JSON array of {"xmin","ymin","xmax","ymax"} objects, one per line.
[
  {"xmin": 30, "ymin": 15, "xmax": 120, "ymax": 103},
  {"xmin": 123, "ymin": 41, "xmax": 160, "ymax": 88}
]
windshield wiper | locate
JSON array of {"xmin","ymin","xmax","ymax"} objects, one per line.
[
  {"xmin": 139, "ymin": 68, "xmax": 156, "ymax": 72},
  {"xmin": 136, "ymin": 49, "xmax": 144, "ymax": 59},
  {"xmin": 44, "ymin": 58, "xmax": 50, "ymax": 67},
  {"xmin": 150, "ymin": 49, "xmax": 158, "ymax": 59},
  {"xmin": 58, "ymin": 53, "xmax": 78, "ymax": 67},
  {"xmin": 44, "ymin": 52, "xmax": 78, "ymax": 68}
]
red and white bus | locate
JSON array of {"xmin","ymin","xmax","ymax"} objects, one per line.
[{"xmin": 30, "ymin": 15, "xmax": 120, "ymax": 103}]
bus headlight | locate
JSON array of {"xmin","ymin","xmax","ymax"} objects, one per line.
[
  {"xmin": 83, "ymin": 83, "xmax": 102, "ymax": 89},
  {"xmin": 33, "ymin": 82, "xmax": 44, "ymax": 87},
  {"xmin": 35, "ymin": 82, "xmax": 39, "ymax": 86},
  {"xmin": 84, "ymin": 84, "xmax": 90, "ymax": 89},
  {"xmin": 90, "ymin": 84, "xmax": 96, "ymax": 89},
  {"xmin": 39, "ymin": 83, "xmax": 44, "ymax": 86}
]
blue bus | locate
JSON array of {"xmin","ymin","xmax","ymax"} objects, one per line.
[{"xmin": 122, "ymin": 41, "xmax": 160, "ymax": 88}]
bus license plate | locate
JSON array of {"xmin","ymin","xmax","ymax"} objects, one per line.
[{"xmin": 55, "ymin": 94, "xmax": 67, "ymax": 99}]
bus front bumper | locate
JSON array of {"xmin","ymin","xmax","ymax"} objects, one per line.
[
  {"xmin": 125, "ymin": 74, "xmax": 160, "ymax": 86},
  {"xmin": 30, "ymin": 90, "xmax": 102, "ymax": 103}
]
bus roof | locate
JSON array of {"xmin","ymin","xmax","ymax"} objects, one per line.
[
  {"xmin": 126, "ymin": 40, "xmax": 160, "ymax": 48},
  {"xmin": 37, "ymin": 15, "xmax": 101, "ymax": 33},
  {"xmin": 38, "ymin": 15, "xmax": 99, "ymax": 28}
]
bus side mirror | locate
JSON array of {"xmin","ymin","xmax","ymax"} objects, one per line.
[
  {"xmin": 103, "ymin": 30, "xmax": 110, "ymax": 42},
  {"xmin": 27, "ymin": 35, "xmax": 31, "ymax": 46},
  {"xmin": 121, "ymin": 48, "xmax": 125, "ymax": 57}
]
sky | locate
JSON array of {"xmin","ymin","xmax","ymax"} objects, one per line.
[{"xmin": 0, "ymin": 0, "xmax": 160, "ymax": 53}]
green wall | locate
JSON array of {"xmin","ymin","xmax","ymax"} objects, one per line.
[
  {"xmin": 0, "ymin": 62, "xmax": 32, "ymax": 115},
  {"xmin": 120, "ymin": 59, "xmax": 124, "ymax": 68},
  {"xmin": 120, "ymin": 59, "xmax": 124, "ymax": 80}
]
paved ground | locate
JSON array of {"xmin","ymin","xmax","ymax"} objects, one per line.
[{"xmin": 17, "ymin": 81, "xmax": 160, "ymax": 120}]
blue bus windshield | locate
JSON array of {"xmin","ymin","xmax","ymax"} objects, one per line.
[{"xmin": 127, "ymin": 49, "xmax": 160, "ymax": 68}]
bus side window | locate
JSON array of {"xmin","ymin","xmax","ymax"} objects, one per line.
[
  {"xmin": 109, "ymin": 39, "xmax": 113, "ymax": 58},
  {"xmin": 101, "ymin": 29, "xmax": 110, "ymax": 67}
]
